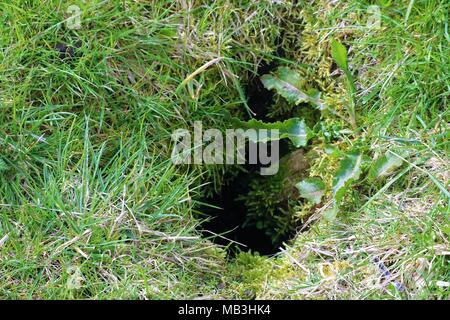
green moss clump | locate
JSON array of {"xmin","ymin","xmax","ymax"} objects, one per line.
[
  {"xmin": 224, "ymin": 252, "xmax": 273, "ymax": 299},
  {"xmin": 240, "ymin": 149, "xmax": 311, "ymax": 243}
]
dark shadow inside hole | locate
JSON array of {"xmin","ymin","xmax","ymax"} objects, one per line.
[
  {"xmin": 196, "ymin": 58, "xmax": 300, "ymax": 256},
  {"xmin": 197, "ymin": 140, "xmax": 295, "ymax": 256}
]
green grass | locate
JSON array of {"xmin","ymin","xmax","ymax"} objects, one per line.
[
  {"xmin": 0, "ymin": 0, "xmax": 281, "ymax": 298},
  {"xmin": 0, "ymin": 0, "xmax": 448, "ymax": 299}
]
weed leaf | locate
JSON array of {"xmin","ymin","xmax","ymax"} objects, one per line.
[
  {"xmin": 332, "ymin": 152, "xmax": 363, "ymax": 203},
  {"xmin": 330, "ymin": 39, "xmax": 349, "ymax": 71},
  {"xmin": 368, "ymin": 151, "xmax": 404, "ymax": 180},
  {"xmin": 296, "ymin": 178, "xmax": 326, "ymax": 204},
  {"xmin": 233, "ymin": 117, "xmax": 312, "ymax": 148},
  {"xmin": 261, "ymin": 67, "xmax": 326, "ymax": 109}
]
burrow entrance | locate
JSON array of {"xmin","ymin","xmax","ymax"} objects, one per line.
[
  {"xmin": 196, "ymin": 61, "xmax": 300, "ymax": 256},
  {"xmin": 197, "ymin": 149, "xmax": 294, "ymax": 256}
]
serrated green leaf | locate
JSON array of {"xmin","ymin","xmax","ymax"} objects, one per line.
[
  {"xmin": 332, "ymin": 152, "xmax": 363, "ymax": 203},
  {"xmin": 296, "ymin": 178, "xmax": 326, "ymax": 204},
  {"xmin": 260, "ymin": 67, "xmax": 326, "ymax": 109},
  {"xmin": 330, "ymin": 39, "xmax": 348, "ymax": 71},
  {"xmin": 368, "ymin": 151, "xmax": 404, "ymax": 181},
  {"xmin": 233, "ymin": 117, "xmax": 312, "ymax": 148}
]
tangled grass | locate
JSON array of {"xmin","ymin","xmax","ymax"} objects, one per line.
[{"xmin": 0, "ymin": 0, "xmax": 448, "ymax": 299}]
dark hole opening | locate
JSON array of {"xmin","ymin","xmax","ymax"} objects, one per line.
[
  {"xmin": 197, "ymin": 142, "xmax": 294, "ymax": 256},
  {"xmin": 196, "ymin": 59, "xmax": 299, "ymax": 256}
]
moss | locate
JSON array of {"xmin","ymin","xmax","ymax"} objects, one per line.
[
  {"xmin": 224, "ymin": 252, "xmax": 273, "ymax": 298},
  {"xmin": 240, "ymin": 149, "xmax": 311, "ymax": 243}
]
